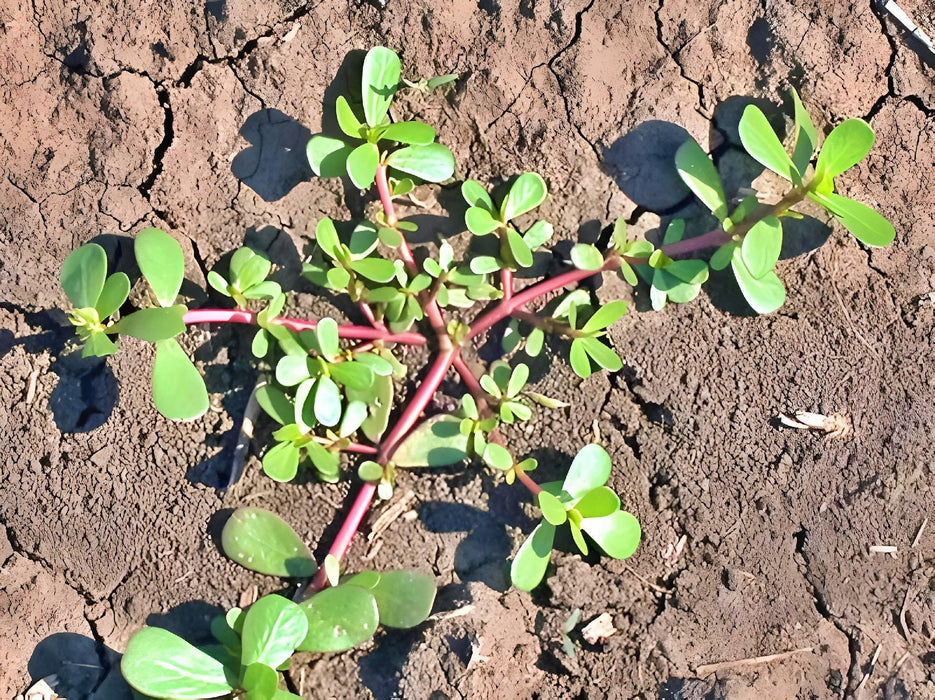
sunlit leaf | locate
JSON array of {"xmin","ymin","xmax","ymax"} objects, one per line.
[
  {"xmin": 263, "ymin": 441, "xmax": 301, "ymax": 482},
  {"xmin": 361, "ymin": 47, "xmax": 401, "ymax": 127},
  {"xmin": 815, "ymin": 119, "xmax": 874, "ymax": 181},
  {"xmin": 563, "ymin": 444, "xmax": 612, "ymax": 497},
  {"xmin": 110, "ymin": 305, "xmax": 186, "ymax": 342},
  {"xmin": 121, "ymin": 627, "xmax": 233, "ymax": 699},
  {"xmin": 741, "ymin": 215, "xmax": 782, "ymax": 278},
  {"xmin": 731, "ymin": 249, "xmax": 786, "ymax": 314},
  {"xmin": 135, "ymin": 228, "xmax": 185, "ymax": 307},
  {"xmin": 807, "ymin": 190, "xmax": 895, "ymax": 247},
  {"xmin": 570, "ymin": 243, "xmax": 604, "ymax": 271},
  {"xmin": 152, "ymin": 338, "xmax": 208, "ymax": 420},
  {"xmin": 738, "ymin": 105, "xmax": 799, "ymax": 183},
  {"xmin": 386, "ymin": 143, "xmax": 455, "ymax": 182},
  {"xmin": 510, "ymin": 522, "xmax": 555, "ymax": 591},
  {"xmin": 61, "ymin": 243, "xmax": 107, "ymax": 309},
  {"xmin": 346, "ymin": 142, "xmax": 380, "ymax": 190},
  {"xmin": 461, "ymin": 180, "xmax": 494, "ymax": 211},
  {"xmin": 221, "ymin": 507, "xmax": 316, "ymax": 578},
  {"xmin": 790, "ymin": 87, "xmax": 817, "ymax": 176},
  {"xmin": 241, "ymin": 594, "xmax": 308, "ymax": 668},
  {"xmin": 394, "ymin": 414, "xmax": 469, "ymax": 467},
  {"xmin": 335, "ymin": 95, "xmax": 364, "ymax": 139},
  {"xmin": 580, "ymin": 510, "xmax": 641, "ymax": 559},
  {"xmin": 307, "ymin": 135, "xmax": 354, "ymax": 178},
  {"xmin": 501, "ymin": 173, "xmax": 547, "ymax": 221},
  {"xmin": 95, "ymin": 272, "xmax": 131, "ymax": 319},
  {"xmin": 538, "ymin": 491, "xmax": 567, "ymax": 526},
  {"xmin": 675, "ymin": 138, "xmax": 728, "ymax": 220},
  {"xmin": 298, "ymin": 585, "xmax": 379, "ymax": 652},
  {"xmin": 381, "ymin": 121, "xmax": 436, "ymax": 145}
]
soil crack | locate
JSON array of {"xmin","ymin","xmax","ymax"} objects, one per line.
[{"xmin": 653, "ymin": 0, "xmax": 708, "ymax": 120}]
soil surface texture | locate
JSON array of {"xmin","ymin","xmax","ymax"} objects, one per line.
[{"xmin": 2, "ymin": 0, "xmax": 934, "ymax": 698}]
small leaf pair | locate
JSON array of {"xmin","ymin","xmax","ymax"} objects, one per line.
[
  {"xmin": 560, "ymin": 300, "xmax": 627, "ymax": 379},
  {"xmin": 480, "ymin": 361, "xmax": 533, "ymax": 423},
  {"xmin": 511, "ymin": 444, "xmax": 641, "ymax": 591},
  {"xmin": 307, "ymin": 47, "xmax": 455, "ymax": 188},
  {"xmin": 636, "ymin": 220, "xmax": 710, "ymax": 312},
  {"xmin": 207, "ymin": 247, "xmax": 281, "ymax": 308}
]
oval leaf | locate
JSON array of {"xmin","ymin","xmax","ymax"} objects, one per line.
[
  {"xmin": 675, "ymin": 138, "xmax": 728, "ymax": 220},
  {"xmin": 221, "ymin": 507, "xmax": 316, "ymax": 578},
  {"xmin": 121, "ymin": 627, "xmax": 232, "ymax": 699},
  {"xmin": 580, "ymin": 510, "xmax": 641, "ymax": 559},
  {"xmin": 386, "ymin": 143, "xmax": 455, "ymax": 182},
  {"xmin": 95, "ymin": 272, "xmax": 131, "ymax": 319},
  {"xmin": 501, "ymin": 173, "xmax": 547, "ymax": 221},
  {"xmin": 815, "ymin": 119, "xmax": 874, "ymax": 181},
  {"xmin": 465, "ymin": 206, "xmax": 501, "ymax": 235},
  {"xmin": 461, "ymin": 180, "xmax": 494, "ymax": 211},
  {"xmin": 573, "ymin": 486, "xmax": 620, "ymax": 518},
  {"xmin": 562, "ymin": 444, "xmax": 612, "ymax": 498},
  {"xmin": 241, "ymin": 594, "xmax": 309, "ymax": 668},
  {"xmin": 381, "ymin": 121, "xmax": 436, "ymax": 145},
  {"xmin": 808, "ymin": 191, "xmax": 895, "ymax": 247},
  {"xmin": 313, "ymin": 375, "xmax": 342, "ymax": 427},
  {"xmin": 61, "ymin": 243, "xmax": 108, "ymax": 309},
  {"xmin": 152, "ymin": 339, "xmax": 209, "ymax": 420},
  {"xmin": 346, "ymin": 142, "xmax": 380, "ymax": 190},
  {"xmin": 738, "ymin": 105, "xmax": 799, "ymax": 183},
  {"xmin": 364, "ymin": 570, "xmax": 436, "ymax": 628},
  {"xmin": 307, "ymin": 135, "xmax": 354, "ymax": 178},
  {"xmin": 298, "ymin": 585, "xmax": 379, "ymax": 652},
  {"xmin": 110, "ymin": 305, "xmax": 187, "ymax": 342},
  {"xmin": 393, "ymin": 414, "xmax": 469, "ymax": 467},
  {"xmin": 335, "ymin": 95, "xmax": 364, "ymax": 138},
  {"xmin": 361, "ymin": 47, "xmax": 401, "ymax": 127},
  {"xmin": 741, "ymin": 215, "xmax": 782, "ymax": 278},
  {"xmin": 510, "ymin": 522, "xmax": 556, "ymax": 591},
  {"xmin": 135, "ymin": 228, "xmax": 185, "ymax": 307},
  {"xmin": 731, "ymin": 251, "xmax": 786, "ymax": 314},
  {"xmin": 538, "ymin": 491, "xmax": 568, "ymax": 526}
]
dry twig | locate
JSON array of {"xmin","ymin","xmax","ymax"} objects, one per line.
[{"xmin": 695, "ymin": 646, "xmax": 814, "ymax": 676}]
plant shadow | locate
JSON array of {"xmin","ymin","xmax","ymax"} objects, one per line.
[
  {"xmin": 231, "ymin": 109, "xmax": 314, "ymax": 201},
  {"xmin": 28, "ymin": 632, "xmax": 128, "ymax": 699}
]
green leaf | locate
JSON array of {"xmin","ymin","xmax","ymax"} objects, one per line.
[
  {"xmin": 61, "ymin": 243, "xmax": 108, "ymax": 309},
  {"xmin": 501, "ymin": 173, "xmax": 547, "ymax": 221},
  {"xmin": 350, "ymin": 257, "xmax": 398, "ymax": 283},
  {"xmin": 330, "ymin": 361, "xmax": 374, "ymax": 391},
  {"xmin": 313, "ymin": 376, "xmax": 342, "ymax": 427},
  {"xmin": 355, "ymin": 570, "xmax": 437, "ymax": 628},
  {"xmin": 306, "ymin": 441, "xmax": 340, "ymax": 482},
  {"xmin": 741, "ymin": 215, "xmax": 782, "ymax": 278},
  {"xmin": 506, "ymin": 229, "xmax": 533, "ymax": 267},
  {"xmin": 393, "ymin": 414, "xmax": 469, "ymax": 467},
  {"xmin": 152, "ymin": 338, "xmax": 208, "ymax": 420},
  {"xmin": 538, "ymin": 491, "xmax": 568, "ymax": 526},
  {"xmin": 815, "ymin": 119, "xmax": 875, "ymax": 181},
  {"xmin": 243, "ymin": 663, "xmax": 279, "ymax": 700},
  {"xmin": 574, "ymin": 486, "xmax": 620, "ymax": 518},
  {"xmin": 242, "ymin": 281, "xmax": 281, "ymax": 300},
  {"xmin": 563, "ymin": 443, "xmax": 612, "ymax": 497},
  {"xmin": 465, "ymin": 206, "xmax": 501, "ymax": 235},
  {"xmin": 469, "ymin": 256, "xmax": 501, "ymax": 274},
  {"xmin": 276, "ymin": 355, "xmax": 312, "ymax": 386},
  {"xmin": 461, "ymin": 180, "xmax": 494, "ymax": 211},
  {"xmin": 386, "ymin": 143, "xmax": 455, "ymax": 182},
  {"xmin": 95, "ymin": 272, "xmax": 130, "ymax": 319},
  {"xmin": 135, "ymin": 228, "xmax": 186, "ymax": 307},
  {"xmin": 339, "ymin": 400, "xmax": 368, "ymax": 437},
  {"xmin": 391, "ymin": 177, "xmax": 415, "ymax": 196},
  {"xmin": 510, "ymin": 522, "xmax": 555, "ymax": 591},
  {"xmin": 808, "ymin": 191, "xmax": 895, "ymax": 247},
  {"xmin": 207, "ymin": 270, "xmax": 231, "ymax": 297},
  {"xmin": 568, "ymin": 338, "xmax": 592, "ymax": 378},
  {"xmin": 82, "ymin": 331, "xmax": 119, "ymax": 358},
  {"xmin": 483, "ymin": 442, "xmax": 513, "ymax": 470},
  {"xmin": 790, "ymin": 87, "xmax": 817, "ymax": 176},
  {"xmin": 315, "ymin": 317, "xmax": 340, "ymax": 358},
  {"xmin": 675, "ymin": 139, "xmax": 728, "ymax": 220},
  {"xmin": 335, "ymin": 95, "xmax": 364, "ymax": 138},
  {"xmin": 526, "ymin": 328, "xmax": 544, "ymax": 357},
  {"xmin": 731, "ymin": 251, "xmax": 786, "ymax": 314},
  {"xmin": 110, "ymin": 305, "xmax": 187, "ymax": 342},
  {"xmin": 361, "ymin": 47, "xmax": 401, "ymax": 127},
  {"xmin": 346, "ymin": 142, "xmax": 380, "ymax": 190},
  {"xmin": 350, "ymin": 372, "xmax": 393, "ymax": 441},
  {"xmin": 256, "ymin": 385, "xmax": 293, "ymax": 426},
  {"xmin": 263, "ymin": 441, "xmax": 301, "ymax": 482},
  {"xmin": 570, "ymin": 243, "xmax": 604, "ymax": 271},
  {"xmin": 221, "ymin": 507, "xmax": 316, "ymax": 578},
  {"xmin": 738, "ymin": 105, "xmax": 799, "ymax": 183},
  {"xmin": 382, "ymin": 121, "xmax": 436, "ymax": 145},
  {"xmin": 582, "ymin": 337, "xmax": 623, "ymax": 372},
  {"xmin": 507, "ymin": 364, "xmax": 529, "ymax": 398},
  {"xmin": 523, "ymin": 220, "xmax": 553, "ymax": 249},
  {"xmin": 121, "ymin": 626, "xmax": 233, "ymax": 699},
  {"xmin": 358, "ymin": 460, "xmax": 384, "ymax": 482},
  {"xmin": 569, "ymin": 517, "xmax": 588, "ymax": 555},
  {"xmin": 582, "ymin": 301, "xmax": 627, "ymax": 333},
  {"xmin": 709, "ymin": 242, "xmax": 736, "ymax": 271},
  {"xmin": 241, "ymin": 594, "xmax": 308, "ymax": 668},
  {"xmin": 580, "ymin": 510, "xmax": 641, "ymax": 559},
  {"xmin": 298, "ymin": 585, "xmax": 380, "ymax": 652},
  {"xmin": 307, "ymin": 135, "xmax": 354, "ymax": 178},
  {"xmin": 230, "ymin": 247, "xmax": 272, "ymax": 290}
]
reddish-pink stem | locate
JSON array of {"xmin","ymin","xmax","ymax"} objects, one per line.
[
  {"xmin": 344, "ymin": 443, "xmax": 378, "ymax": 455},
  {"xmin": 452, "ymin": 355, "xmax": 484, "ymax": 401},
  {"xmin": 183, "ymin": 309, "xmax": 426, "ymax": 345},
  {"xmin": 309, "ymin": 482, "xmax": 377, "ymax": 590},
  {"xmin": 515, "ymin": 468, "xmax": 542, "ymax": 496},
  {"xmin": 501, "ymin": 269, "xmax": 513, "ymax": 302},
  {"xmin": 375, "ymin": 165, "xmax": 398, "ymax": 228},
  {"xmin": 358, "ymin": 301, "xmax": 385, "ymax": 330}
]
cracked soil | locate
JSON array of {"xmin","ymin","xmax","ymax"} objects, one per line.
[{"xmin": 1, "ymin": 0, "xmax": 935, "ymax": 697}]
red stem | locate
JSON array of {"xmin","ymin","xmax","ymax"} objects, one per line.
[
  {"xmin": 375, "ymin": 165, "xmax": 398, "ymax": 228},
  {"xmin": 344, "ymin": 443, "xmax": 378, "ymax": 455},
  {"xmin": 515, "ymin": 468, "xmax": 542, "ymax": 496},
  {"xmin": 183, "ymin": 309, "xmax": 426, "ymax": 345},
  {"xmin": 358, "ymin": 301, "xmax": 385, "ymax": 330},
  {"xmin": 501, "ymin": 269, "xmax": 513, "ymax": 302}
]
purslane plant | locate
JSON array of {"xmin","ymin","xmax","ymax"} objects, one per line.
[{"xmin": 56, "ymin": 47, "xmax": 893, "ymax": 698}]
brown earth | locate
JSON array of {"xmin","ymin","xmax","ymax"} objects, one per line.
[{"xmin": 2, "ymin": 0, "xmax": 934, "ymax": 698}]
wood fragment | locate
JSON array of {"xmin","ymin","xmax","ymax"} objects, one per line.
[
  {"xmin": 623, "ymin": 564, "xmax": 669, "ymax": 596},
  {"xmin": 911, "ymin": 518, "xmax": 927, "ymax": 548},
  {"xmin": 428, "ymin": 604, "xmax": 476, "ymax": 621},
  {"xmin": 894, "ymin": 651, "xmax": 910, "ymax": 671},
  {"xmin": 581, "ymin": 612, "xmax": 616, "ymax": 644},
  {"xmin": 868, "ymin": 545, "xmax": 897, "ymax": 555},
  {"xmin": 368, "ymin": 490, "xmax": 416, "ymax": 541},
  {"xmin": 898, "ymin": 587, "xmax": 913, "ymax": 640},
  {"xmin": 695, "ymin": 647, "xmax": 814, "ymax": 676},
  {"xmin": 856, "ymin": 643, "xmax": 882, "ymax": 692},
  {"xmin": 25, "ymin": 368, "xmax": 40, "ymax": 404}
]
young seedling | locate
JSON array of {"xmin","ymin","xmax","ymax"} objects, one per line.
[{"xmin": 55, "ymin": 46, "xmax": 894, "ymax": 694}]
